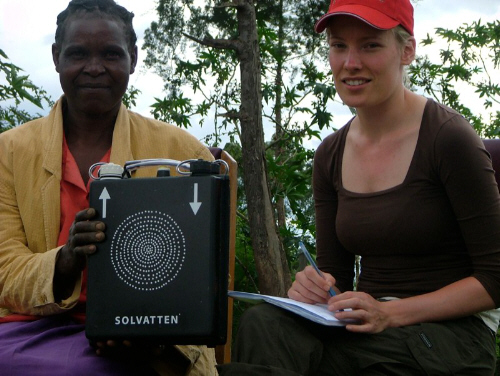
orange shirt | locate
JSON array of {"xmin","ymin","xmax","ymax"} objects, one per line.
[{"xmin": 58, "ymin": 137, "xmax": 111, "ymax": 323}]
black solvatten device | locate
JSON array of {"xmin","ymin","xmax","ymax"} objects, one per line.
[{"xmin": 86, "ymin": 158, "xmax": 230, "ymax": 346}]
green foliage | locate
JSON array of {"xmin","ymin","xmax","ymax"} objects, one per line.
[
  {"xmin": 143, "ymin": 0, "xmax": 335, "ymax": 144},
  {"xmin": 410, "ymin": 20, "xmax": 500, "ymax": 138},
  {"xmin": 121, "ymin": 85, "xmax": 141, "ymax": 109},
  {"xmin": 143, "ymin": 2, "xmax": 337, "ymax": 289},
  {"xmin": 0, "ymin": 49, "xmax": 53, "ymax": 132},
  {"xmin": 143, "ymin": 0, "xmax": 240, "ymax": 145}
]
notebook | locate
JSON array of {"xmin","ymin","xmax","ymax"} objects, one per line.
[{"xmin": 229, "ymin": 291, "xmax": 354, "ymax": 326}]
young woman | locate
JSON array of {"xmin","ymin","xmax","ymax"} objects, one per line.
[
  {"xmin": 0, "ymin": 1, "xmax": 217, "ymax": 374},
  {"xmin": 219, "ymin": 1, "xmax": 500, "ymax": 375}
]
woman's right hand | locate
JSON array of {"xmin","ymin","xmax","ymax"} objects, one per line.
[
  {"xmin": 54, "ymin": 208, "xmax": 105, "ymax": 301},
  {"xmin": 287, "ymin": 266, "xmax": 339, "ymax": 304}
]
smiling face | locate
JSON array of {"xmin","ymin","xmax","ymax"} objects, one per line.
[
  {"xmin": 327, "ymin": 16, "xmax": 414, "ymax": 111},
  {"xmin": 52, "ymin": 14, "xmax": 137, "ymax": 117}
]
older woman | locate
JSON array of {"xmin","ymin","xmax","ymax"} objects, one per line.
[
  {"xmin": 219, "ymin": 0, "xmax": 500, "ymax": 375},
  {"xmin": 0, "ymin": 0, "xmax": 217, "ymax": 374}
]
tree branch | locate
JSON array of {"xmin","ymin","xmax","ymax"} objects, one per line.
[
  {"xmin": 215, "ymin": 0, "xmax": 248, "ymax": 8},
  {"xmin": 215, "ymin": 1, "xmax": 239, "ymax": 8},
  {"xmin": 235, "ymin": 255, "xmax": 260, "ymax": 293},
  {"xmin": 183, "ymin": 33, "xmax": 242, "ymax": 52},
  {"xmin": 237, "ymin": 210, "xmax": 249, "ymax": 224},
  {"xmin": 217, "ymin": 109, "xmax": 241, "ymax": 120}
]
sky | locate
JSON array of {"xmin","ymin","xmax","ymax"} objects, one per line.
[{"xmin": 1, "ymin": 0, "xmax": 499, "ymax": 147}]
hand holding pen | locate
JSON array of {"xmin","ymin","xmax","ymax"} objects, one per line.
[
  {"xmin": 287, "ymin": 242, "xmax": 338, "ymax": 304},
  {"xmin": 299, "ymin": 242, "xmax": 336, "ymax": 297}
]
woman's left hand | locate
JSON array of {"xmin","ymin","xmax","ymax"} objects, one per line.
[{"xmin": 328, "ymin": 291, "xmax": 391, "ymax": 334}]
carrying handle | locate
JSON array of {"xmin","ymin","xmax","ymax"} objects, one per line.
[{"xmin": 89, "ymin": 158, "xmax": 229, "ymax": 181}]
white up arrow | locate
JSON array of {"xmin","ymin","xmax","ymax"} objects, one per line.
[
  {"xmin": 99, "ymin": 187, "xmax": 111, "ymax": 218},
  {"xmin": 189, "ymin": 183, "xmax": 202, "ymax": 215}
]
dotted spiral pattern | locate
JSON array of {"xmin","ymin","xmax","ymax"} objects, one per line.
[{"xmin": 110, "ymin": 210, "xmax": 186, "ymax": 291}]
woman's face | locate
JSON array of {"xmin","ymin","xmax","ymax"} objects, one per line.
[
  {"xmin": 52, "ymin": 15, "xmax": 137, "ymax": 117},
  {"xmin": 328, "ymin": 16, "xmax": 413, "ymax": 110}
]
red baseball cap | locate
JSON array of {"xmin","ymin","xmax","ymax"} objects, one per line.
[{"xmin": 315, "ymin": 0, "xmax": 414, "ymax": 35}]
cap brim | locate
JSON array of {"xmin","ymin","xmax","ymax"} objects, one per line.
[{"xmin": 314, "ymin": 5, "xmax": 400, "ymax": 33}]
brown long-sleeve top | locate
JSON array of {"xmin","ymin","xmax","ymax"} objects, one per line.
[{"xmin": 313, "ymin": 100, "xmax": 500, "ymax": 316}]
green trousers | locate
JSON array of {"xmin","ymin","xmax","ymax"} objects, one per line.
[{"xmin": 218, "ymin": 304, "xmax": 496, "ymax": 376}]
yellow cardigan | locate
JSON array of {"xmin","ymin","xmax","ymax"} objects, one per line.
[{"xmin": 0, "ymin": 97, "xmax": 216, "ymax": 375}]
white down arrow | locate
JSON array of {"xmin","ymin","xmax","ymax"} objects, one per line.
[{"xmin": 189, "ymin": 183, "xmax": 202, "ymax": 215}]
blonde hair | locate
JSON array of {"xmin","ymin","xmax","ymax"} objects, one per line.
[
  {"xmin": 391, "ymin": 26, "xmax": 413, "ymax": 88},
  {"xmin": 391, "ymin": 25, "xmax": 412, "ymax": 49}
]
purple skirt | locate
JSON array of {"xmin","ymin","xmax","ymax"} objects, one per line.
[{"xmin": 0, "ymin": 315, "xmax": 157, "ymax": 375}]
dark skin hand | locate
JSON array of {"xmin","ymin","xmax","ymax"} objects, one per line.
[
  {"xmin": 94, "ymin": 339, "xmax": 132, "ymax": 357},
  {"xmin": 93, "ymin": 339, "xmax": 167, "ymax": 358},
  {"xmin": 53, "ymin": 208, "xmax": 105, "ymax": 301}
]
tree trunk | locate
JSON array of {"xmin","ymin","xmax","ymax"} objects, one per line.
[
  {"xmin": 274, "ymin": 0, "xmax": 287, "ymax": 234},
  {"xmin": 236, "ymin": 0, "xmax": 291, "ymax": 296}
]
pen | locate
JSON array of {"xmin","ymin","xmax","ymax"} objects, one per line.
[{"xmin": 299, "ymin": 241, "xmax": 336, "ymax": 297}]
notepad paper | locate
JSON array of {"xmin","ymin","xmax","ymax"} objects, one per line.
[{"xmin": 228, "ymin": 291, "xmax": 353, "ymax": 326}]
